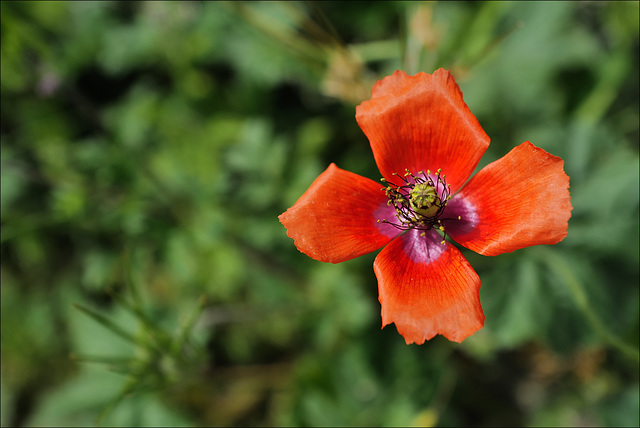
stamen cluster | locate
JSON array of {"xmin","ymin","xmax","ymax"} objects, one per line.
[{"xmin": 378, "ymin": 169, "xmax": 452, "ymax": 240}]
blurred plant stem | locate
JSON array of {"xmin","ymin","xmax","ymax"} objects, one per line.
[
  {"xmin": 403, "ymin": 2, "xmax": 437, "ymax": 75},
  {"xmin": 225, "ymin": 1, "xmax": 325, "ymax": 74},
  {"xmin": 71, "ymin": 249, "xmax": 207, "ymax": 424},
  {"xmin": 534, "ymin": 247, "xmax": 640, "ymax": 362}
]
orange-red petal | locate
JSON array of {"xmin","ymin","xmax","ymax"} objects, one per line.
[
  {"xmin": 374, "ymin": 228, "xmax": 485, "ymax": 344},
  {"xmin": 356, "ymin": 69, "xmax": 490, "ymax": 193},
  {"xmin": 447, "ymin": 141, "xmax": 572, "ymax": 256},
  {"xmin": 279, "ymin": 163, "xmax": 399, "ymax": 264}
]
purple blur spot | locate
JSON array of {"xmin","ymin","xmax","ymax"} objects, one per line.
[
  {"xmin": 37, "ymin": 71, "xmax": 61, "ymax": 98},
  {"xmin": 441, "ymin": 194, "xmax": 478, "ymax": 237},
  {"xmin": 400, "ymin": 228, "xmax": 446, "ymax": 265},
  {"xmin": 374, "ymin": 200, "xmax": 403, "ymax": 238}
]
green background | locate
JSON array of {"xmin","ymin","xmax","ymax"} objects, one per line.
[{"xmin": 1, "ymin": 1, "xmax": 638, "ymax": 426}]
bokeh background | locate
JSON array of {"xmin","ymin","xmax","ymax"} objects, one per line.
[{"xmin": 1, "ymin": 1, "xmax": 639, "ymax": 426}]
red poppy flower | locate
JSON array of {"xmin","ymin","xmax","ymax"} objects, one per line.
[{"xmin": 279, "ymin": 69, "xmax": 572, "ymax": 344}]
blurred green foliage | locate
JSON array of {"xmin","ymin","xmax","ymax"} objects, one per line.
[{"xmin": 1, "ymin": 1, "xmax": 638, "ymax": 427}]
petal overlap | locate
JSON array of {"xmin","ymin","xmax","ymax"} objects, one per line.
[
  {"xmin": 374, "ymin": 228, "xmax": 485, "ymax": 344},
  {"xmin": 356, "ymin": 69, "xmax": 490, "ymax": 193},
  {"xmin": 279, "ymin": 163, "xmax": 398, "ymax": 263},
  {"xmin": 446, "ymin": 141, "xmax": 572, "ymax": 256}
]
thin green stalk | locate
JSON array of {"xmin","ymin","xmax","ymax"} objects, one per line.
[
  {"xmin": 535, "ymin": 247, "xmax": 639, "ymax": 362},
  {"xmin": 171, "ymin": 294, "xmax": 207, "ymax": 357},
  {"xmin": 122, "ymin": 248, "xmax": 144, "ymax": 312},
  {"xmin": 351, "ymin": 40, "xmax": 402, "ymax": 63},
  {"xmin": 107, "ymin": 288, "xmax": 168, "ymax": 352},
  {"xmin": 226, "ymin": 2, "xmax": 326, "ymax": 67},
  {"xmin": 95, "ymin": 376, "xmax": 139, "ymax": 425},
  {"xmin": 73, "ymin": 303, "xmax": 138, "ymax": 346}
]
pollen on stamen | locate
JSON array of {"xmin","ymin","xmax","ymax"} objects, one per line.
[{"xmin": 377, "ymin": 167, "xmax": 452, "ymax": 234}]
